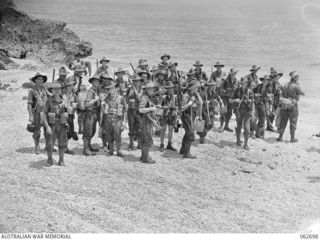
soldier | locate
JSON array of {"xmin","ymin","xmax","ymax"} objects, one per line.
[
  {"xmin": 277, "ymin": 71, "xmax": 304, "ymax": 143},
  {"xmin": 63, "ymin": 76, "xmax": 79, "ymax": 155},
  {"xmin": 244, "ymin": 65, "xmax": 261, "ymax": 139},
  {"xmin": 138, "ymin": 70, "xmax": 152, "ymax": 85},
  {"xmin": 210, "ymin": 61, "xmax": 227, "ymax": 86},
  {"xmin": 94, "ymin": 56, "xmax": 111, "ymax": 77},
  {"xmin": 150, "ymin": 66, "xmax": 159, "ymax": 81},
  {"xmin": 82, "ymin": 76, "xmax": 102, "ymax": 156},
  {"xmin": 135, "ymin": 60, "xmax": 149, "ymax": 74},
  {"xmin": 273, "ymin": 72, "xmax": 283, "ymax": 132},
  {"xmin": 189, "ymin": 61, "xmax": 208, "ymax": 82},
  {"xmin": 158, "ymin": 54, "xmax": 170, "ymax": 74},
  {"xmin": 230, "ymin": 77, "xmax": 254, "ymax": 150},
  {"xmin": 69, "ymin": 58, "xmax": 92, "ymax": 77},
  {"xmin": 73, "ymin": 64, "xmax": 87, "ymax": 134},
  {"xmin": 159, "ymin": 81, "xmax": 178, "ymax": 152},
  {"xmin": 27, "ymin": 73, "xmax": 49, "ymax": 154},
  {"xmin": 167, "ymin": 62, "xmax": 180, "ymax": 83},
  {"xmin": 254, "ymin": 75, "xmax": 269, "ymax": 139},
  {"xmin": 218, "ymin": 68, "xmax": 239, "ymax": 132},
  {"xmin": 126, "ymin": 75, "xmax": 143, "ymax": 150},
  {"xmin": 41, "ymin": 82, "xmax": 68, "ymax": 167},
  {"xmin": 197, "ymin": 80, "xmax": 223, "ymax": 143},
  {"xmin": 56, "ymin": 67, "xmax": 69, "ymax": 92},
  {"xmin": 114, "ymin": 67, "xmax": 128, "ymax": 97},
  {"xmin": 98, "ymin": 74, "xmax": 114, "ymax": 152},
  {"xmin": 179, "ymin": 79, "xmax": 203, "ymax": 158},
  {"xmin": 100, "ymin": 81, "xmax": 126, "ymax": 157},
  {"xmin": 139, "ymin": 82, "xmax": 160, "ymax": 163}
]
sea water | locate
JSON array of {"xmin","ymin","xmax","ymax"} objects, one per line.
[{"xmin": 14, "ymin": 0, "xmax": 320, "ymax": 128}]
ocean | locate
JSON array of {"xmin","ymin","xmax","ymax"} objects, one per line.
[{"xmin": 14, "ymin": 0, "xmax": 320, "ymax": 126}]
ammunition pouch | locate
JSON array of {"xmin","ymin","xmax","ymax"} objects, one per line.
[
  {"xmin": 27, "ymin": 123, "xmax": 36, "ymax": 133},
  {"xmin": 128, "ymin": 99, "xmax": 136, "ymax": 109},
  {"xmin": 280, "ymin": 98, "xmax": 295, "ymax": 111}
]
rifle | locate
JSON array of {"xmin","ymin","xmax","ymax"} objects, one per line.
[
  {"xmin": 96, "ymin": 59, "xmax": 99, "ymax": 71},
  {"xmin": 175, "ymin": 69, "xmax": 182, "ymax": 116},
  {"xmin": 129, "ymin": 63, "xmax": 136, "ymax": 74},
  {"xmin": 52, "ymin": 69, "xmax": 55, "ymax": 83}
]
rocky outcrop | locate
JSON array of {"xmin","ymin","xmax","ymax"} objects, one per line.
[{"xmin": 0, "ymin": 0, "xmax": 93, "ymax": 69}]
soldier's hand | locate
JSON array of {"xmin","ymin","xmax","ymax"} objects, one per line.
[
  {"xmin": 191, "ymin": 96, "xmax": 196, "ymax": 102},
  {"xmin": 29, "ymin": 115, "xmax": 34, "ymax": 123},
  {"xmin": 94, "ymin": 96, "xmax": 100, "ymax": 102}
]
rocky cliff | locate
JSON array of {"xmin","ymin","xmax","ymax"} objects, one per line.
[{"xmin": 0, "ymin": 0, "xmax": 93, "ymax": 70}]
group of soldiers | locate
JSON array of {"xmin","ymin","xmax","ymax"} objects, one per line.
[{"xmin": 26, "ymin": 53, "xmax": 304, "ymax": 166}]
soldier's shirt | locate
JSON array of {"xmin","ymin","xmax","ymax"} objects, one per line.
[
  {"xmin": 210, "ymin": 70, "xmax": 226, "ymax": 85},
  {"xmin": 43, "ymin": 95, "xmax": 65, "ymax": 116},
  {"xmin": 245, "ymin": 73, "xmax": 259, "ymax": 90},
  {"xmin": 27, "ymin": 86, "xmax": 48, "ymax": 111},
  {"xmin": 139, "ymin": 93, "xmax": 152, "ymax": 110},
  {"xmin": 282, "ymin": 81, "xmax": 302, "ymax": 101},
  {"xmin": 95, "ymin": 65, "xmax": 111, "ymax": 77},
  {"xmin": 85, "ymin": 87, "xmax": 100, "ymax": 110},
  {"xmin": 161, "ymin": 93, "xmax": 177, "ymax": 109},
  {"xmin": 189, "ymin": 69, "xmax": 208, "ymax": 82},
  {"xmin": 230, "ymin": 87, "xmax": 254, "ymax": 110},
  {"xmin": 221, "ymin": 76, "xmax": 239, "ymax": 97},
  {"xmin": 104, "ymin": 93, "xmax": 126, "ymax": 117}
]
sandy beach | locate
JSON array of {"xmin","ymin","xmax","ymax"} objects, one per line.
[{"xmin": 0, "ymin": 62, "xmax": 319, "ymax": 233}]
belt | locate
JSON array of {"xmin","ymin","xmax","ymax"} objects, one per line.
[{"xmin": 106, "ymin": 113, "xmax": 120, "ymax": 118}]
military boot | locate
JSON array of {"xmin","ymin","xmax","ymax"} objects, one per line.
[
  {"xmin": 179, "ymin": 142, "xmax": 186, "ymax": 155},
  {"xmin": 45, "ymin": 147, "xmax": 53, "ymax": 167},
  {"xmin": 137, "ymin": 139, "xmax": 141, "ymax": 149},
  {"xmin": 83, "ymin": 139, "xmax": 95, "ymax": 156},
  {"xmin": 244, "ymin": 135, "xmax": 250, "ymax": 150},
  {"xmin": 183, "ymin": 144, "xmax": 196, "ymax": 159},
  {"xmin": 255, "ymin": 127, "xmax": 261, "ymax": 138},
  {"xmin": 117, "ymin": 149, "xmax": 124, "ymax": 158},
  {"xmin": 143, "ymin": 147, "xmax": 156, "ymax": 164},
  {"xmin": 199, "ymin": 137, "xmax": 205, "ymax": 144},
  {"xmin": 128, "ymin": 137, "xmax": 135, "ymax": 150},
  {"xmin": 140, "ymin": 146, "xmax": 145, "ymax": 161},
  {"xmin": 276, "ymin": 129, "xmax": 284, "ymax": 142},
  {"xmin": 218, "ymin": 119, "xmax": 224, "ymax": 132},
  {"xmin": 236, "ymin": 132, "xmax": 242, "ymax": 146},
  {"xmin": 290, "ymin": 130, "xmax": 298, "ymax": 143},
  {"xmin": 166, "ymin": 142, "xmax": 177, "ymax": 151},
  {"xmin": 159, "ymin": 143, "xmax": 165, "ymax": 152},
  {"xmin": 260, "ymin": 128, "xmax": 265, "ymax": 140},
  {"xmin": 106, "ymin": 142, "xmax": 114, "ymax": 156},
  {"xmin": 58, "ymin": 149, "xmax": 65, "ymax": 166},
  {"xmin": 34, "ymin": 138, "xmax": 41, "ymax": 155},
  {"xmin": 224, "ymin": 119, "xmax": 233, "ymax": 132}
]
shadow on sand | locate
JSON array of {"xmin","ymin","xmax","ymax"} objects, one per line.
[{"xmin": 29, "ymin": 159, "xmax": 50, "ymax": 170}]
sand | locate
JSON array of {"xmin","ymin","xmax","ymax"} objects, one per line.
[{"xmin": 0, "ymin": 64, "xmax": 320, "ymax": 233}]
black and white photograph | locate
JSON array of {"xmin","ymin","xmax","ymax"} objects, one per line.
[{"xmin": 0, "ymin": 0, "xmax": 320, "ymax": 238}]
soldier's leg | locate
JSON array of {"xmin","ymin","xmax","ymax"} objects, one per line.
[
  {"xmin": 243, "ymin": 111, "xmax": 251, "ymax": 150},
  {"xmin": 89, "ymin": 111, "xmax": 99, "ymax": 152},
  {"xmin": 235, "ymin": 111, "xmax": 243, "ymax": 146},
  {"xmin": 159, "ymin": 124, "xmax": 167, "ymax": 152},
  {"xmin": 114, "ymin": 118, "xmax": 124, "ymax": 157},
  {"xmin": 127, "ymin": 109, "xmax": 135, "ymax": 150},
  {"xmin": 277, "ymin": 110, "xmax": 289, "ymax": 142},
  {"xmin": 180, "ymin": 114, "xmax": 189, "ymax": 155},
  {"xmin": 82, "ymin": 111, "xmax": 95, "ymax": 156},
  {"xmin": 224, "ymin": 101, "xmax": 233, "ymax": 132},
  {"xmin": 167, "ymin": 124, "xmax": 176, "ymax": 151},
  {"xmin": 33, "ymin": 112, "xmax": 41, "ymax": 154},
  {"xmin": 141, "ymin": 117, "xmax": 155, "ymax": 163},
  {"xmin": 77, "ymin": 110, "xmax": 84, "ymax": 134},
  {"xmin": 256, "ymin": 105, "xmax": 266, "ymax": 139},
  {"xmin": 134, "ymin": 111, "xmax": 142, "ymax": 149},
  {"xmin": 57, "ymin": 123, "xmax": 68, "ymax": 166},
  {"xmin": 45, "ymin": 126, "xmax": 54, "ymax": 167},
  {"xmin": 289, "ymin": 108, "xmax": 299, "ymax": 143}
]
